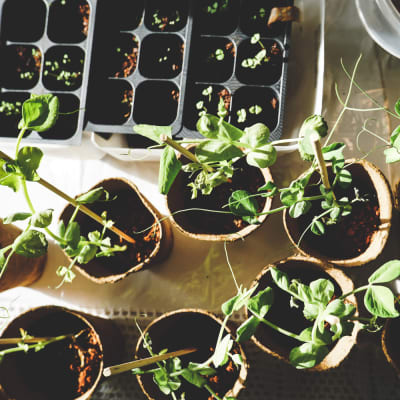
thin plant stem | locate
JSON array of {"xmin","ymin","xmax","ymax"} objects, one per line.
[
  {"xmin": 339, "ymin": 284, "xmax": 370, "ymax": 300},
  {"xmin": 204, "ymin": 384, "xmax": 223, "ymax": 400},
  {"xmin": 0, "ymin": 246, "xmax": 16, "ymax": 280},
  {"xmin": 224, "ymin": 241, "xmax": 239, "ymax": 292},
  {"xmin": 14, "ymin": 128, "xmax": 26, "ymax": 158}
]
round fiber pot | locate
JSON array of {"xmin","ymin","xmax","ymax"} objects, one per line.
[
  {"xmin": 0, "ymin": 305, "xmax": 123, "ymax": 400},
  {"xmin": 381, "ymin": 311, "xmax": 400, "ymax": 376},
  {"xmin": 135, "ymin": 309, "xmax": 248, "ymax": 400},
  {"xmin": 246, "ymin": 255, "xmax": 359, "ymax": 371},
  {"xmin": 59, "ymin": 177, "xmax": 173, "ymax": 284},
  {"xmin": 283, "ymin": 159, "xmax": 393, "ymax": 267},
  {"xmin": 0, "ymin": 219, "xmax": 46, "ymax": 291},
  {"xmin": 166, "ymin": 148, "xmax": 273, "ymax": 241}
]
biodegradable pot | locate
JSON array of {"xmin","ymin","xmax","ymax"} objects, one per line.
[
  {"xmin": 166, "ymin": 149, "xmax": 274, "ymax": 241},
  {"xmin": 0, "ymin": 305, "xmax": 123, "ymax": 400},
  {"xmin": 0, "ymin": 219, "xmax": 46, "ymax": 292},
  {"xmin": 381, "ymin": 310, "xmax": 400, "ymax": 376},
  {"xmin": 135, "ymin": 309, "xmax": 248, "ymax": 400},
  {"xmin": 59, "ymin": 177, "xmax": 173, "ymax": 284},
  {"xmin": 246, "ymin": 255, "xmax": 359, "ymax": 371},
  {"xmin": 283, "ymin": 159, "xmax": 393, "ymax": 267}
]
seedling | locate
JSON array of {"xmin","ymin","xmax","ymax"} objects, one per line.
[
  {"xmin": 0, "ymin": 101, "xmax": 22, "ymax": 117},
  {"xmin": 43, "ymin": 53, "xmax": 83, "ymax": 88},
  {"xmin": 0, "ymin": 94, "xmax": 135, "ymax": 287},
  {"xmin": 151, "ymin": 9, "xmax": 181, "ymax": 31},
  {"xmin": 205, "ymin": 0, "xmax": 230, "ymax": 15},
  {"xmin": 219, "ymin": 258, "xmax": 400, "ymax": 369},
  {"xmin": 236, "ymin": 104, "xmax": 263, "ymax": 123},
  {"xmin": 241, "ymin": 33, "xmax": 270, "ymax": 69}
]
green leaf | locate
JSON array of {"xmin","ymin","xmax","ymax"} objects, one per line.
[
  {"xmin": 311, "ymin": 219, "xmax": 325, "ymax": 235},
  {"xmin": 368, "ymin": 260, "xmax": 400, "ymax": 284},
  {"xmin": 77, "ymin": 244, "xmax": 97, "ymax": 264},
  {"xmin": 395, "ymin": 98, "xmax": 400, "ymax": 117},
  {"xmin": 56, "ymin": 266, "xmax": 76, "ymax": 283},
  {"xmin": 181, "ymin": 368, "xmax": 207, "ymax": 388},
  {"xmin": 221, "ymin": 286, "xmax": 258, "ymax": 316},
  {"xmin": 236, "ymin": 315, "xmax": 260, "ymax": 342},
  {"xmin": 196, "ymin": 114, "xmax": 244, "ymax": 141},
  {"xmin": 325, "ymin": 299, "xmax": 346, "ymax": 317},
  {"xmin": 270, "ymin": 268, "xmax": 290, "ymax": 292},
  {"xmin": 21, "ymin": 94, "xmax": 59, "ymax": 132},
  {"xmin": 58, "ymin": 220, "xmax": 66, "ymax": 238},
  {"xmin": 289, "ymin": 200, "xmax": 311, "ymax": 218},
  {"xmin": 31, "ymin": 209, "xmax": 53, "ymax": 228},
  {"xmin": 390, "ymin": 125, "xmax": 400, "ymax": 150},
  {"xmin": 64, "ymin": 221, "xmax": 80, "ymax": 248},
  {"xmin": 187, "ymin": 362, "xmax": 216, "ymax": 376},
  {"xmin": 16, "ymin": 146, "xmax": 43, "ymax": 181},
  {"xmin": 159, "ymin": 147, "xmax": 182, "ymax": 195},
  {"xmin": 289, "ymin": 343, "xmax": 329, "ymax": 369},
  {"xmin": 228, "ymin": 190, "xmax": 258, "ymax": 217},
  {"xmin": 247, "ymin": 287, "xmax": 274, "ymax": 318},
  {"xmin": 298, "ymin": 326, "xmax": 331, "ymax": 346},
  {"xmin": 321, "ymin": 142, "xmax": 345, "ymax": 162},
  {"xmin": 246, "ymin": 144, "xmax": 277, "ymax": 168},
  {"xmin": 76, "ymin": 187, "xmax": 107, "ymax": 204},
  {"xmin": 222, "ymin": 293, "xmax": 241, "ymax": 316},
  {"xmin": 195, "ymin": 139, "xmax": 243, "ymax": 163},
  {"xmin": 240, "ymin": 123, "xmax": 270, "ymax": 148},
  {"xmin": 298, "ymin": 115, "xmax": 328, "ymax": 161},
  {"xmin": 133, "ymin": 124, "xmax": 171, "ymax": 145},
  {"xmin": 337, "ymin": 168, "xmax": 352, "ymax": 189},
  {"xmin": 213, "ymin": 334, "xmax": 233, "ymax": 367},
  {"xmin": 258, "ymin": 181, "xmax": 277, "ymax": 197},
  {"xmin": 364, "ymin": 286, "xmax": 399, "ymax": 318},
  {"xmin": 310, "ymin": 279, "xmax": 334, "ymax": 305},
  {"xmin": 0, "ymin": 159, "xmax": 22, "ymax": 192},
  {"xmin": 384, "ymin": 147, "xmax": 400, "ymax": 164},
  {"xmin": 3, "ymin": 212, "xmax": 32, "ymax": 224},
  {"xmin": 13, "ymin": 230, "xmax": 48, "ymax": 257}
]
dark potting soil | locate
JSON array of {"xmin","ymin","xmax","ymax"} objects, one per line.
[
  {"xmin": 137, "ymin": 312, "xmax": 241, "ymax": 399},
  {"xmin": 250, "ymin": 260, "xmax": 342, "ymax": 358},
  {"xmin": 73, "ymin": 188, "xmax": 160, "ymax": 275},
  {"xmin": 16, "ymin": 312, "xmax": 102, "ymax": 399},
  {"xmin": 385, "ymin": 317, "xmax": 400, "ymax": 370},
  {"xmin": 295, "ymin": 166, "xmax": 381, "ymax": 260},
  {"xmin": 48, "ymin": 0, "xmax": 90, "ymax": 43},
  {"xmin": 0, "ymin": 45, "xmax": 41, "ymax": 90},
  {"xmin": 169, "ymin": 157, "xmax": 266, "ymax": 235},
  {"xmin": 393, "ymin": 0, "xmax": 400, "ymax": 13}
]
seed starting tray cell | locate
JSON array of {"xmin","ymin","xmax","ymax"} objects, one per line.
[{"xmin": 0, "ymin": 0, "xmax": 292, "ymax": 145}]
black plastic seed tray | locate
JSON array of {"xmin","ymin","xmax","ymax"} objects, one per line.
[
  {"xmin": 86, "ymin": 0, "xmax": 293, "ymax": 148},
  {"xmin": 0, "ymin": 0, "xmax": 95, "ymax": 144}
]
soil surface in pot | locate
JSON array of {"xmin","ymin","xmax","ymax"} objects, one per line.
[
  {"xmin": 294, "ymin": 164, "xmax": 381, "ymax": 260},
  {"xmin": 73, "ymin": 188, "xmax": 160, "ymax": 275},
  {"xmin": 169, "ymin": 157, "xmax": 266, "ymax": 235},
  {"xmin": 251, "ymin": 260, "xmax": 342, "ymax": 358},
  {"xmin": 2, "ymin": 312, "xmax": 102, "ymax": 400},
  {"xmin": 137, "ymin": 311, "xmax": 241, "ymax": 399},
  {"xmin": 385, "ymin": 317, "xmax": 400, "ymax": 370}
]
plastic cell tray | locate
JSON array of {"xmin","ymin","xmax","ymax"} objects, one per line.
[
  {"xmin": 0, "ymin": 0, "xmax": 292, "ymax": 146},
  {"xmin": 0, "ymin": 0, "xmax": 95, "ymax": 144}
]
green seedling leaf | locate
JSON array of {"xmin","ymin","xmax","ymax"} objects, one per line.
[
  {"xmin": 133, "ymin": 124, "xmax": 171, "ymax": 145},
  {"xmin": 289, "ymin": 343, "xmax": 329, "ymax": 369},
  {"xmin": 31, "ymin": 209, "xmax": 53, "ymax": 228},
  {"xmin": 270, "ymin": 268, "xmax": 290, "ymax": 292},
  {"xmin": 247, "ymin": 287, "xmax": 274, "ymax": 318},
  {"xmin": 384, "ymin": 147, "xmax": 400, "ymax": 164},
  {"xmin": 181, "ymin": 369, "xmax": 206, "ymax": 388},
  {"xmin": 56, "ymin": 266, "xmax": 76, "ymax": 283},
  {"xmin": 228, "ymin": 190, "xmax": 258, "ymax": 217},
  {"xmin": 221, "ymin": 286, "xmax": 257, "ymax": 316},
  {"xmin": 16, "ymin": 146, "xmax": 43, "ymax": 181},
  {"xmin": 20, "ymin": 94, "xmax": 59, "ymax": 132},
  {"xmin": 232, "ymin": 353, "xmax": 243, "ymax": 366},
  {"xmin": 76, "ymin": 187, "xmax": 107, "ymax": 204},
  {"xmin": 310, "ymin": 279, "xmax": 334, "ymax": 306},
  {"xmin": 390, "ymin": 125, "xmax": 400, "ymax": 150},
  {"xmin": 64, "ymin": 221, "xmax": 80, "ymax": 248},
  {"xmin": 364, "ymin": 285, "xmax": 399, "ymax": 318},
  {"xmin": 395, "ymin": 98, "xmax": 400, "ymax": 117},
  {"xmin": 368, "ymin": 259, "xmax": 400, "ymax": 284},
  {"xmin": 289, "ymin": 200, "xmax": 311, "ymax": 218},
  {"xmin": 303, "ymin": 302, "xmax": 320, "ymax": 321},
  {"xmin": 337, "ymin": 168, "xmax": 352, "ymax": 189},
  {"xmin": 196, "ymin": 114, "xmax": 244, "ymax": 141},
  {"xmin": 325, "ymin": 299, "xmax": 346, "ymax": 317},
  {"xmin": 240, "ymin": 123, "xmax": 270, "ymax": 148},
  {"xmin": 258, "ymin": 181, "xmax": 277, "ymax": 197},
  {"xmin": 0, "ymin": 159, "xmax": 22, "ymax": 192},
  {"xmin": 187, "ymin": 362, "xmax": 216, "ymax": 376},
  {"xmin": 236, "ymin": 315, "xmax": 260, "ymax": 342},
  {"xmin": 321, "ymin": 142, "xmax": 345, "ymax": 162},
  {"xmin": 298, "ymin": 115, "xmax": 328, "ymax": 161},
  {"xmin": 298, "ymin": 326, "xmax": 331, "ymax": 346},
  {"xmin": 159, "ymin": 146, "xmax": 182, "ymax": 195},
  {"xmin": 58, "ymin": 220, "xmax": 66, "ymax": 238},
  {"xmin": 213, "ymin": 334, "xmax": 233, "ymax": 367},
  {"xmin": 3, "ymin": 212, "xmax": 31, "ymax": 224},
  {"xmin": 13, "ymin": 229, "xmax": 47, "ymax": 257},
  {"xmin": 246, "ymin": 144, "xmax": 277, "ymax": 168},
  {"xmin": 77, "ymin": 244, "xmax": 97, "ymax": 264},
  {"xmin": 251, "ymin": 33, "xmax": 260, "ymax": 44},
  {"xmin": 311, "ymin": 219, "xmax": 325, "ymax": 235},
  {"xmin": 196, "ymin": 139, "xmax": 243, "ymax": 163}
]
